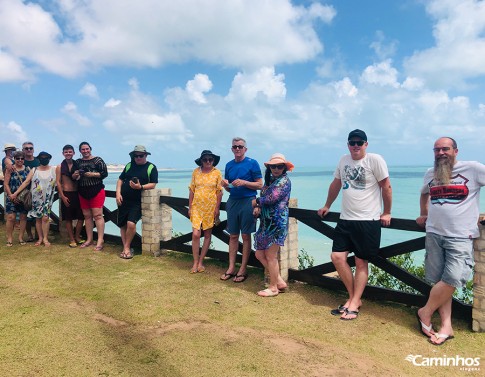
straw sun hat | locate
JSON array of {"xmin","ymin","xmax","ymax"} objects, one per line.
[{"xmin": 263, "ymin": 153, "xmax": 294, "ymax": 171}]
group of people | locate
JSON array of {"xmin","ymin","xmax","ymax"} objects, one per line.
[
  {"xmin": 188, "ymin": 137, "xmax": 293, "ymax": 298},
  {"xmin": 2, "ymin": 132, "xmax": 483, "ymax": 346},
  {"xmin": 316, "ymin": 130, "xmax": 483, "ymax": 347},
  {"xmin": 2, "ymin": 141, "xmax": 158, "ymax": 258}
]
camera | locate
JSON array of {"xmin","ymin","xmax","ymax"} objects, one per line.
[
  {"xmin": 132, "ymin": 177, "xmax": 139, "ymax": 184},
  {"xmin": 78, "ymin": 169, "xmax": 85, "ymax": 175}
]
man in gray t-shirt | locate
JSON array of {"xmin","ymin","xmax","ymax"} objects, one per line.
[{"xmin": 416, "ymin": 136, "xmax": 485, "ymax": 345}]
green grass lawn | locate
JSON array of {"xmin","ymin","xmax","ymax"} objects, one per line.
[{"xmin": 0, "ymin": 226, "xmax": 483, "ymax": 376}]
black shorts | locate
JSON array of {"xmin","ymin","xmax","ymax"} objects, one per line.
[
  {"xmin": 60, "ymin": 191, "xmax": 84, "ymax": 221},
  {"xmin": 332, "ymin": 219, "xmax": 381, "ymax": 260},
  {"xmin": 117, "ymin": 200, "xmax": 142, "ymax": 227}
]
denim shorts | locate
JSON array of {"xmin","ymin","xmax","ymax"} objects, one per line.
[
  {"xmin": 424, "ymin": 232, "xmax": 474, "ymax": 289},
  {"xmin": 226, "ymin": 196, "xmax": 256, "ymax": 235}
]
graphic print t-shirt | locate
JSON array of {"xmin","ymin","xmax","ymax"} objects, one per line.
[
  {"xmin": 421, "ymin": 161, "xmax": 485, "ymax": 238},
  {"xmin": 334, "ymin": 153, "xmax": 389, "ymax": 220}
]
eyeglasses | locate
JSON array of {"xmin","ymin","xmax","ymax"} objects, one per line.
[
  {"xmin": 269, "ymin": 164, "xmax": 285, "ymax": 170},
  {"xmin": 433, "ymin": 147, "xmax": 452, "ymax": 152},
  {"xmin": 15, "ymin": 157, "xmax": 24, "ymax": 161},
  {"xmin": 23, "ymin": 147, "xmax": 34, "ymax": 151},
  {"xmin": 133, "ymin": 154, "xmax": 146, "ymax": 158},
  {"xmin": 232, "ymin": 145, "xmax": 245, "ymax": 150},
  {"xmin": 348, "ymin": 140, "xmax": 365, "ymax": 146},
  {"xmin": 202, "ymin": 158, "xmax": 214, "ymax": 163}
]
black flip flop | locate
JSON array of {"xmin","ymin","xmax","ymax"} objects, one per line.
[{"xmin": 233, "ymin": 273, "xmax": 248, "ymax": 283}]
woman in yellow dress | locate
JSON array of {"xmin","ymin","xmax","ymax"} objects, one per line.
[{"xmin": 188, "ymin": 150, "xmax": 223, "ymax": 273}]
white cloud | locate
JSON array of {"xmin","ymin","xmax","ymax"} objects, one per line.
[
  {"xmin": 79, "ymin": 82, "xmax": 99, "ymax": 99},
  {"xmin": 404, "ymin": 0, "xmax": 485, "ymax": 89},
  {"xmin": 0, "ymin": 121, "xmax": 28, "ymax": 145},
  {"xmin": 0, "ymin": 50, "xmax": 31, "ymax": 82},
  {"xmin": 361, "ymin": 60, "xmax": 400, "ymax": 88},
  {"xmin": 102, "ymin": 83, "xmax": 193, "ymax": 147},
  {"xmin": 186, "ymin": 74, "xmax": 213, "ymax": 104},
  {"xmin": 0, "ymin": 0, "xmax": 334, "ymax": 80},
  {"xmin": 61, "ymin": 101, "xmax": 92, "ymax": 127},
  {"xmin": 226, "ymin": 67, "xmax": 286, "ymax": 103},
  {"xmin": 370, "ymin": 31, "xmax": 398, "ymax": 60},
  {"xmin": 104, "ymin": 98, "xmax": 121, "ymax": 108}
]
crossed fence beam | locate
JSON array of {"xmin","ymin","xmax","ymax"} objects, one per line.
[{"xmin": 158, "ymin": 195, "xmax": 471, "ymax": 321}]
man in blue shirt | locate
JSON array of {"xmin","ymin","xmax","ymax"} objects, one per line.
[{"xmin": 221, "ymin": 137, "xmax": 262, "ymax": 282}]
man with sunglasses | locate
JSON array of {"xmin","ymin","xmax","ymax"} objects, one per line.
[
  {"xmin": 22, "ymin": 141, "xmax": 40, "ymax": 241},
  {"xmin": 318, "ymin": 129, "xmax": 392, "ymax": 320},
  {"xmin": 116, "ymin": 145, "xmax": 158, "ymax": 259},
  {"xmin": 221, "ymin": 137, "xmax": 263, "ymax": 283},
  {"xmin": 416, "ymin": 137, "xmax": 485, "ymax": 345}
]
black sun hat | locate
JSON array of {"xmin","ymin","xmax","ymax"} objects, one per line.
[{"xmin": 195, "ymin": 150, "xmax": 220, "ymax": 167}]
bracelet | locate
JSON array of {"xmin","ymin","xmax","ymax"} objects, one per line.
[{"xmin": 255, "ymin": 198, "xmax": 261, "ymax": 207}]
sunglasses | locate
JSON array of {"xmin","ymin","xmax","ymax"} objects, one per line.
[
  {"xmin": 269, "ymin": 164, "xmax": 285, "ymax": 170},
  {"xmin": 202, "ymin": 158, "xmax": 214, "ymax": 163},
  {"xmin": 433, "ymin": 147, "xmax": 452, "ymax": 152},
  {"xmin": 15, "ymin": 157, "xmax": 24, "ymax": 161},
  {"xmin": 232, "ymin": 145, "xmax": 245, "ymax": 150},
  {"xmin": 133, "ymin": 154, "xmax": 146, "ymax": 158},
  {"xmin": 23, "ymin": 147, "xmax": 34, "ymax": 151},
  {"xmin": 348, "ymin": 140, "xmax": 365, "ymax": 146}
]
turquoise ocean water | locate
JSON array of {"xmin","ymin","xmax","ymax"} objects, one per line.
[{"xmin": 100, "ymin": 165, "xmax": 485, "ymax": 266}]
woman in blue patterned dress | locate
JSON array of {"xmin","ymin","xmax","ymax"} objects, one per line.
[
  {"xmin": 4, "ymin": 151, "xmax": 31, "ymax": 246},
  {"xmin": 252, "ymin": 153, "xmax": 293, "ymax": 297}
]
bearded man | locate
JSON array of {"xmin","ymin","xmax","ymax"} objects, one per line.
[{"xmin": 416, "ymin": 136, "xmax": 485, "ymax": 345}]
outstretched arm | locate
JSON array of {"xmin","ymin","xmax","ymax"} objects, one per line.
[
  {"xmin": 317, "ymin": 177, "xmax": 341, "ymax": 217},
  {"xmin": 379, "ymin": 177, "xmax": 392, "ymax": 227}
]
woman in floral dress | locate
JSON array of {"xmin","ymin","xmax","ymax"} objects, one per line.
[
  {"xmin": 188, "ymin": 150, "xmax": 223, "ymax": 273},
  {"xmin": 16, "ymin": 151, "xmax": 57, "ymax": 246},
  {"xmin": 252, "ymin": 153, "xmax": 293, "ymax": 297}
]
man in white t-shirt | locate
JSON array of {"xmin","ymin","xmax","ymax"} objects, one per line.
[
  {"xmin": 318, "ymin": 129, "xmax": 392, "ymax": 320},
  {"xmin": 416, "ymin": 136, "xmax": 485, "ymax": 345}
]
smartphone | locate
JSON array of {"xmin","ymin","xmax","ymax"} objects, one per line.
[
  {"xmin": 132, "ymin": 177, "xmax": 139, "ymax": 184},
  {"xmin": 78, "ymin": 169, "xmax": 85, "ymax": 175}
]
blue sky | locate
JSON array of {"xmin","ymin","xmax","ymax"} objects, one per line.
[{"xmin": 1, "ymin": 0, "xmax": 485, "ymax": 168}]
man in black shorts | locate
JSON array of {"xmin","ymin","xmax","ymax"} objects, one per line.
[
  {"xmin": 56, "ymin": 144, "xmax": 84, "ymax": 247},
  {"xmin": 116, "ymin": 145, "xmax": 158, "ymax": 259},
  {"xmin": 318, "ymin": 129, "xmax": 392, "ymax": 320}
]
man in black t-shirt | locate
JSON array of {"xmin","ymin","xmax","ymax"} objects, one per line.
[{"xmin": 116, "ymin": 145, "xmax": 158, "ymax": 259}]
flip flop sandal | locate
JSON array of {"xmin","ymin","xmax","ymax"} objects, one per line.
[
  {"xmin": 79, "ymin": 242, "xmax": 92, "ymax": 248},
  {"xmin": 19, "ymin": 241, "xmax": 27, "ymax": 246},
  {"xmin": 69, "ymin": 242, "xmax": 78, "ymax": 248},
  {"xmin": 331, "ymin": 304, "xmax": 347, "ymax": 316},
  {"xmin": 233, "ymin": 273, "xmax": 248, "ymax": 283},
  {"xmin": 340, "ymin": 309, "xmax": 359, "ymax": 321},
  {"xmin": 6, "ymin": 241, "xmax": 13, "ymax": 247},
  {"xmin": 220, "ymin": 272, "xmax": 236, "ymax": 281},
  {"xmin": 257, "ymin": 288, "xmax": 279, "ymax": 297}
]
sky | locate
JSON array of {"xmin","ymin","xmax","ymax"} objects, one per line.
[{"xmin": 1, "ymin": 0, "xmax": 485, "ymax": 169}]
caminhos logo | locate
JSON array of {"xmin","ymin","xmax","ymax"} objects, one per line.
[{"xmin": 405, "ymin": 354, "xmax": 480, "ymax": 370}]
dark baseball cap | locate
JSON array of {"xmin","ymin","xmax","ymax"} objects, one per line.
[{"xmin": 348, "ymin": 129, "xmax": 367, "ymax": 141}]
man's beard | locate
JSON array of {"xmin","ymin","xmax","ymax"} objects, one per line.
[{"xmin": 434, "ymin": 157, "xmax": 455, "ymax": 185}]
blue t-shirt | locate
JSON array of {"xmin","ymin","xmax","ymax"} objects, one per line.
[{"xmin": 224, "ymin": 157, "xmax": 262, "ymax": 199}]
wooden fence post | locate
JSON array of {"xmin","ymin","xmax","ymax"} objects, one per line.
[
  {"xmin": 473, "ymin": 220, "xmax": 485, "ymax": 332},
  {"xmin": 279, "ymin": 198, "xmax": 299, "ymax": 282}
]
